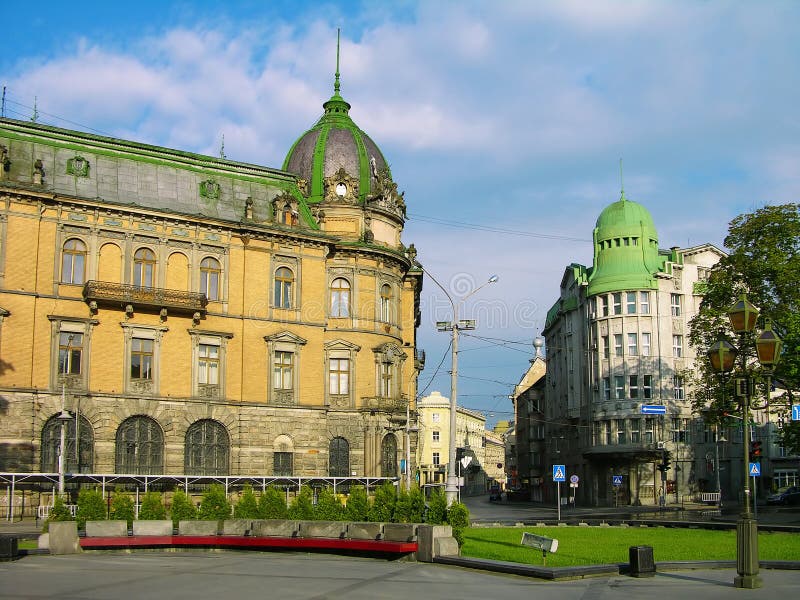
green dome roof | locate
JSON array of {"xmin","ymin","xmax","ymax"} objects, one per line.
[
  {"xmin": 282, "ymin": 71, "xmax": 390, "ymax": 204},
  {"xmin": 587, "ymin": 193, "xmax": 661, "ymax": 296}
]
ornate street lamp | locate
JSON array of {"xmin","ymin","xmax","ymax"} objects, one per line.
[{"xmin": 707, "ymin": 294, "xmax": 782, "ymax": 589}]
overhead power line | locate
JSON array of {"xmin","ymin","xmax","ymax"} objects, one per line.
[{"xmin": 408, "ymin": 212, "xmax": 590, "ymax": 243}]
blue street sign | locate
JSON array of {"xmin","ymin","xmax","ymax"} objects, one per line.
[
  {"xmin": 612, "ymin": 475, "xmax": 623, "ymax": 486},
  {"xmin": 792, "ymin": 405, "xmax": 800, "ymax": 421},
  {"xmin": 749, "ymin": 462, "xmax": 761, "ymax": 477},
  {"xmin": 553, "ymin": 465, "xmax": 566, "ymax": 482},
  {"xmin": 641, "ymin": 405, "xmax": 667, "ymax": 415}
]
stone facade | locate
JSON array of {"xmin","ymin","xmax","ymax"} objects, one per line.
[{"xmin": 0, "ymin": 77, "xmax": 422, "ymax": 483}]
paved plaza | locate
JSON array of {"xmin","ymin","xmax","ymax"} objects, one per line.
[{"xmin": 2, "ymin": 551, "xmax": 800, "ymax": 600}]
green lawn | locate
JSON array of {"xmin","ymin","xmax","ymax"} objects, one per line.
[{"xmin": 462, "ymin": 526, "xmax": 800, "ymax": 567}]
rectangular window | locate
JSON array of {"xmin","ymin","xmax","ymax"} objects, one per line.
[
  {"xmin": 614, "ymin": 334, "xmax": 623, "ymax": 357},
  {"xmin": 672, "ymin": 418, "xmax": 689, "ymax": 443},
  {"xmin": 601, "ymin": 296, "xmax": 609, "ymax": 317},
  {"xmin": 432, "ymin": 430, "xmax": 440, "ymax": 443},
  {"xmin": 673, "ymin": 334, "xmax": 683, "ymax": 358},
  {"xmin": 198, "ymin": 344, "xmax": 220, "ymax": 385},
  {"xmin": 641, "ymin": 332, "xmax": 651, "ymax": 357},
  {"xmin": 643, "ymin": 374, "xmax": 653, "ymax": 399},
  {"xmin": 130, "ymin": 338, "xmax": 153, "ymax": 380},
  {"xmin": 673, "ymin": 375, "xmax": 685, "ymax": 400},
  {"xmin": 614, "ymin": 375, "xmax": 625, "ymax": 400},
  {"xmin": 626, "ymin": 292, "xmax": 637, "ymax": 314},
  {"xmin": 380, "ymin": 362, "xmax": 393, "ymax": 397},
  {"xmin": 613, "ymin": 293, "xmax": 622, "ymax": 315},
  {"xmin": 273, "ymin": 351, "xmax": 293, "ymax": 390},
  {"xmin": 644, "ymin": 418, "xmax": 655, "ymax": 444},
  {"xmin": 627, "ymin": 333, "xmax": 638, "ymax": 356},
  {"xmin": 432, "ymin": 452, "xmax": 440, "ymax": 466},
  {"xmin": 603, "ymin": 421, "xmax": 611, "ymax": 445},
  {"xmin": 616, "ymin": 419, "xmax": 627, "ymax": 444},
  {"xmin": 630, "ymin": 419, "xmax": 641, "ymax": 443},
  {"xmin": 640, "ymin": 291, "xmax": 650, "ymax": 314},
  {"xmin": 329, "ymin": 358, "xmax": 349, "ymax": 395},
  {"xmin": 629, "ymin": 375, "xmax": 639, "ymax": 399},
  {"xmin": 602, "ymin": 335, "xmax": 610, "ymax": 358},
  {"xmin": 274, "ymin": 452, "xmax": 293, "ymax": 476},
  {"xmin": 602, "ymin": 377, "xmax": 611, "ymax": 401},
  {"xmin": 432, "ymin": 412, "xmax": 440, "ymax": 423},
  {"xmin": 58, "ymin": 332, "xmax": 83, "ymax": 375},
  {"xmin": 671, "ymin": 293, "xmax": 682, "ymax": 316}
]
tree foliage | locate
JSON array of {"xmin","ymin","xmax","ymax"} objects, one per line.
[
  {"xmin": 689, "ymin": 203, "xmax": 800, "ymax": 451},
  {"xmin": 138, "ymin": 491, "xmax": 167, "ymax": 520},
  {"xmin": 170, "ymin": 489, "xmax": 197, "ymax": 526},
  {"xmin": 198, "ymin": 484, "xmax": 232, "ymax": 522},
  {"xmin": 288, "ymin": 485, "xmax": 315, "ymax": 520},
  {"xmin": 233, "ymin": 485, "xmax": 260, "ymax": 519},
  {"xmin": 109, "ymin": 490, "xmax": 135, "ymax": 528},
  {"xmin": 313, "ymin": 487, "xmax": 344, "ymax": 521},
  {"xmin": 259, "ymin": 486, "xmax": 289, "ymax": 519},
  {"xmin": 367, "ymin": 481, "xmax": 396, "ymax": 522},
  {"xmin": 344, "ymin": 485, "xmax": 369, "ymax": 522},
  {"xmin": 76, "ymin": 488, "xmax": 107, "ymax": 529}
]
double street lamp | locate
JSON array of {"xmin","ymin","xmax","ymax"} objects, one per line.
[
  {"xmin": 706, "ymin": 295, "xmax": 782, "ymax": 589},
  {"xmin": 416, "ymin": 264, "xmax": 498, "ymax": 505}
]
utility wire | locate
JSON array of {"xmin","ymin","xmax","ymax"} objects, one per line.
[{"xmin": 408, "ymin": 212, "xmax": 590, "ymax": 243}]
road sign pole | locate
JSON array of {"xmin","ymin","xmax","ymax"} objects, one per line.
[{"xmin": 557, "ymin": 481, "xmax": 561, "ymax": 522}]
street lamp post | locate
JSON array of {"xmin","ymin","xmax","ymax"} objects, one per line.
[
  {"xmin": 414, "ymin": 263, "xmax": 498, "ymax": 505},
  {"xmin": 707, "ymin": 295, "xmax": 782, "ymax": 589},
  {"xmin": 715, "ymin": 427, "xmax": 726, "ymax": 511}
]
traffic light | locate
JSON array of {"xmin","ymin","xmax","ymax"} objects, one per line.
[
  {"xmin": 661, "ymin": 451, "xmax": 672, "ymax": 471},
  {"xmin": 750, "ymin": 441, "xmax": 763, "ymax": 461}
]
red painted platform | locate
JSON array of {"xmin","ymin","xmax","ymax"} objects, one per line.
[{"xmin": 80, "ymin": 535, "xmax": 418, "ymax": 554}]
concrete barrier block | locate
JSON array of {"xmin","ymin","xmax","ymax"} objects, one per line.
[
  {"xmin": 0, "ymin": 536, "xmax": 19, "ymax": 561},
  {"xmin": 250, "ymin": 520, "xmax": 298, "ymax": 538},
  {"xmin": 86, "ymin": 520, "xmax": 128, "ymax": 537},
  {"xmin": 299, "ymin": 521, "xmax": 346, "ymax": 539},
  {"xmin": 49, "ymin": 521, "xmax": 81, "ymax": 555},
  {"xmin": 347, "ymin": 522, "xmax": 382, "ymax": 540},
  {"xmin": 133, "ymin": 520, "xmax": 173, "ymax": 536},
  {"xmin": 416, "ymin": 525, "xmax": 453, "ymax": 562},
  {"xmin": 382, "ymin": 523, "xmax": 417, "ymax": 542},
  {"xmin": 178, "ymin": 520, "xmax": 218, "ymax": 536},
  {"xmin": 222, "ymin": 519, "xmax": 250, "ymax": 536},
  {"xmin": 37, "ymin": 533, "xmax": 49, "ymax": 550},
  {"xmin": 434, "ymin": 536, "xmax": 460, "ymax": 557}
]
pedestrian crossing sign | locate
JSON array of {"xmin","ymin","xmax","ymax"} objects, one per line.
[
  {"xmin": 749, "ymin": 462, "xmax": 761, "ymax": 477},
  {"xmin": 553, "ymin": 465, "xmax": 566, "ymax": 482}
]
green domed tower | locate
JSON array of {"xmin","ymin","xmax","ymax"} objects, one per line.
[
  {"xmin": 586, "ymin": 191, "xmax": 661, "ymax": 296},
  {"xmin": 282, "ymin": 55, "xmax": 392, "ymax": 206}
]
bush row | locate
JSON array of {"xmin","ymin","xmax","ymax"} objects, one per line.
[{"xmin": 47, "ymin": 482, "xmax": 469, "ymax": 544}]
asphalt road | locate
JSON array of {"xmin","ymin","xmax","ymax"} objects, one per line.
[{"xmin": 3, "ymin": 551, "xmax": 800, "ymax": 600}]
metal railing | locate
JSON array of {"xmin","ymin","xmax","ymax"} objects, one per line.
[{"xmin": 83, "ymin": 280, "xmax": 207, "ymax": 313}]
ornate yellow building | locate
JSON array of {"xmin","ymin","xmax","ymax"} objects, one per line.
[{"xmin": 0, "ymin": 74, "xmax": 423, "ymax": 482}]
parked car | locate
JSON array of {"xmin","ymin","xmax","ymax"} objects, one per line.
[{"xmin": 766, "ymin": 486, "xmax": 800, "ymax": 505}]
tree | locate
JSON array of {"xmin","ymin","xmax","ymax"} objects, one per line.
[
  {"xmin": 367, "ymin": 481, "xmax": 396, "ymax": 522},
  {"xmin": 233, "ymin": 485, "xmax": 260, "ymax": 519},
  {"xmin": 109, "ymin": 490, "xmax": 135, "ymax": 528},
  {"xmin": 344, "ymin": 485, "xmax": 369, "ymax": 522},
  {"xmin": 76, "ymin": 488, "xmax": 106, "ymax": 530},
  {"xmin": 258, "ymin": 486, "xmax": 289, "ymax": 519},
  {"xmin": 138, "ymin": 491, "xmax": 167, "ymax": 520},
  {"xmin": 288, "ymin": 486, "xmax": 314, "ymax": 520},
  {"xmin": 198, "ymin": 484, "xmax": 231, "ymax": 522},
  {"xmin": 170, "ymin": 489, "xmax": 197, "ymax": 527},
  {"xmin": 689, "ymin": 203, "xmax": 800, "ymax": 451},
  {"xmin": 313, "ymin": 487, "xmax": 344, "ymax": 521}
]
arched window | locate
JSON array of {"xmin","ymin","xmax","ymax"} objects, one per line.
[
  {"xmin": 115, "ymin": 416, "xmax": 163, "ymax": 474},
  {"xmin": 274, "ymin": 267, "xmax": 294, "ymax": 308},
  {"xmin": 61, "ymin": 239, "xmax": 87, "ymax": 284},
  {"xmin": 133, "ymin": 248, "xmax": 156, "ymax": 287},
  {"xmin": 379, "ymin": 284, "xmax": 391, "ymax": 322},
  {"xmin": 184, "ymin": 419, "xmax": 229, "ymax": 476},
  {"xmin": 329, "ymin": 437, "xmax": 350, "ymax": 477},
  {"xmin": 330, "ymin": 278, "xmax": 350, "ymax": 318},
  {"xmin": 41, "ymin": 412, "xmax": 94, "ymax": 473},
  {"xmin": 273, "ymin": 434, "xmax": 294, "ymax": 476},
  {"xmin": 200, "ymin": 257, "xmax": 221, "ymax": 301},
  {"xmin": 381, "ymin": 434, "xmax": 398, "ymax": 477}
]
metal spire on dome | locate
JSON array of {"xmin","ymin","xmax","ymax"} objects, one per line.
[
  {"xmin": 334, "ymin": 28, "xmax": 341, "ymax": 95},
  {"xmin": 619, "ymin": 158, "xmax": 627, "ymax": 202}
]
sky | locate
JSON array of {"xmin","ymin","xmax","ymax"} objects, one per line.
[{"xmin": 2, "ymin": 1, "xmax": 798, "ymax": 427}]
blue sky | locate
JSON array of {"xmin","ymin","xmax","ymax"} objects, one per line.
[{"xmin": 3, "ymin": 1, "xmax": 798, "ymax": 426}]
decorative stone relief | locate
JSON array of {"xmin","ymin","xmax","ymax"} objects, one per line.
[
  {"xmin": 66, "ymin": 156, "xmax": 90, "ymax": 178},
  {"xmin": 324, "ymin": 167, "xmax": 359, "ymax": 203},
  {"xmin": 199, "ymin": 180, "xmax": 221, "ymax": 200},
  {"xmin": 272, "ymin": 191, "xmax": 300, "ymax": 226},
  {"xmin": 33, "ymin": 159, "xmax": 45, "ymax": 185},
  {"xmin": 0, "ymin": 145, "xmax": 10, "ymax": 178},
  {"xmin": 368, "ymin": 160, "xmax": 406, "ymax": 219}
]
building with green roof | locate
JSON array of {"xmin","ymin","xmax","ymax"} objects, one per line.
[
  {"xmin": 0, "ymin": 54, "xmax": 425, "ymax": 504},
  {"xmin": 535, "ymin": 191, "xmax": 725, "ymax": 507}
]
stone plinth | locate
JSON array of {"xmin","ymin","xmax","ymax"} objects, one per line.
[
  {"xmin": 417, "ymin": 525, "xmax": 455, "ymax": 562},
  {"xmin": 222, "ymin": 519, "xmax": 251, "ymax": 536},
  {"xmin": 382, "ymin": 523, "xmax": 417, "ymax": 542},
  {"xmin": 86, "ymin": 520, "xmax": 128, "ymax": 537},
  {"xmin": 251, "ymin": 520, "xmax": 298, "ymax": 537},
  {"xmin": 178, "ymin": 520, "xmax": 218, "ymax": 536},
  {"xmin": 347, "ymin": 522, "xmax": 382, "ymax": 540},
  {"xmin": 49, "ymin": 521, "xmax": 81, "ymax": 555},
  {"xmin": 299, "ymin": 521, "xmax": 346, "ymax": 539},
  {"xmin": 133, "ymin": 520, "xmax": 173, "ymax": 536}
]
